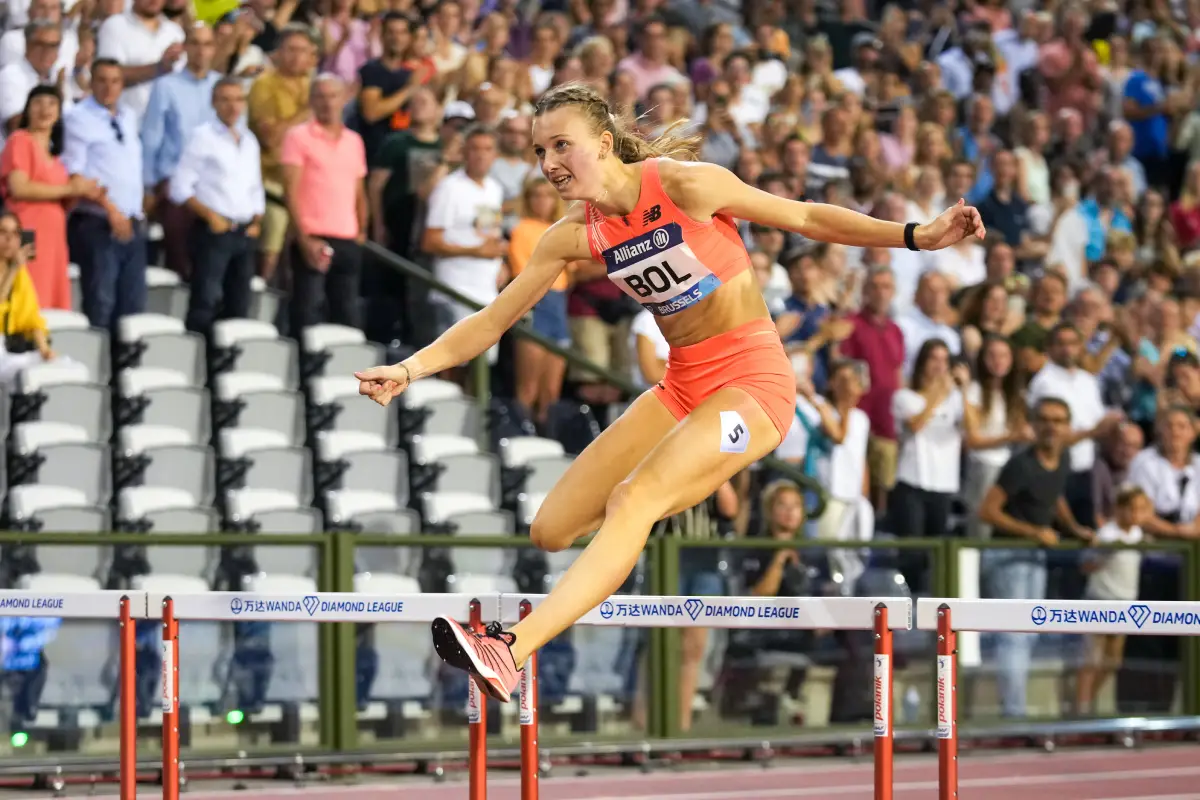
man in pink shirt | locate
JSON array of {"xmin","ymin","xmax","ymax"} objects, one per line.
[
  {"xmin": 281, "ymin": 73, "xmax": 369, "ymax": 334},
  {"xmin": 615, "ymin": 16, "xmax": 685, "ymax": 101},
  {"xmin": 1038, "ymin": 5, "xmax": 1102, "ymax": 123}
]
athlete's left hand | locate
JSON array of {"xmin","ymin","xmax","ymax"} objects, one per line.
[{"xmin": 916, "ymin": 199, "xmax": 987, "ymax": 251}]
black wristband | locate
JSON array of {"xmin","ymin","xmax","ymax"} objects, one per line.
[{"xmin": 904, "ymin": 222, "xmax": 920, "ymax": 252}]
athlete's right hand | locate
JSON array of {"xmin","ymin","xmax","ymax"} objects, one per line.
[{"xmin": 355, "ymin": 364, "xmax": 411, "ymax": 408}]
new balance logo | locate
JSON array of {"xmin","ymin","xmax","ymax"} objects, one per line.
[{"xmin": 642, "ymin": 205, "xmax": 662, "ymax": 226}]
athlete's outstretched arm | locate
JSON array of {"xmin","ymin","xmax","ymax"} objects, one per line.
[
  {"xmin": 356, "ymin": 216, "xmax": 590, "ymax": 405},
  {"xmin": 666, "ymin": 161, "xmax": 986, "ymax": 251}
]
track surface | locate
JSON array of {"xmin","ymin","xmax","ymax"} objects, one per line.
[{"xmin": 77, "ymin": 745, "xmax": 1200, "ymax": 799}]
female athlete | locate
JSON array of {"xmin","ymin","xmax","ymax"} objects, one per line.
[{"xmin": 355, "ymin": 82, "xmax": 986, "ymax": 702}]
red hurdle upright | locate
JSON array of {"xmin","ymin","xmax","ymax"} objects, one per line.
[
  {"xmin": 467, "ymin": 599, "xmax": 488, "ymax": 800},
  {"xmin": 118, "ymin": 595, "xmax": 137, "ymax": 800},
  {"xmin": 161, "ymin": 597, "xmax": 180, "ymax": 800},
  {"xmin": 936, "ymin": 604, "xmax": 957, "ymax": 800},
  {"xmin": 874, "ymin": 602, "xmax": 894, "ymax": 800},
  {"xmin": 519, "ymin": 600, "xmax": 539, "ymax": 800}
]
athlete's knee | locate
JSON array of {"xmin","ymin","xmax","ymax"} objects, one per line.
[
  {"xmin": 529, "ymin": 508, "xmax": 591, "ymax": 553},
  {"xmin": 605, "ymin": 478, "xmax": 668, "ymax": 522}
]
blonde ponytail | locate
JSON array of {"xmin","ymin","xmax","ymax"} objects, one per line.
[{"xmin": 534, "ymin": 82, "xmax": 702, "ymax": 163}]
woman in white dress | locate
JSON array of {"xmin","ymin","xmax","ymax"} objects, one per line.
[{"xmin": 798, "ymin": 359, "xmax": 874, "ymax": 590}]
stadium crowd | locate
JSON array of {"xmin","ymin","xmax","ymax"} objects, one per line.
[{"xmin": 1, "ymin": 0, "xmax": 1200, "ymax": 726}]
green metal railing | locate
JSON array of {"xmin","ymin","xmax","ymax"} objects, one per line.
[{"xmin": 3, "ymin": 532, "xmax": 1195, "ymax": 763}]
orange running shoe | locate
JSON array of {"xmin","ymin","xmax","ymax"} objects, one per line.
[{"xmin": 431, "ymin": 616, "xmax": 521, "ymax": 703}]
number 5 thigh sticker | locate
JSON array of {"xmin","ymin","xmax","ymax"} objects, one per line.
[{"xmin": 720, "ymin": 410, "xmax": 749, "ymax": 454}]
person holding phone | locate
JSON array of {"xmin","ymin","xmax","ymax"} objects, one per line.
[{"xmin": 0, "ymin": 211, "xmax": 72, "ymax": 387}]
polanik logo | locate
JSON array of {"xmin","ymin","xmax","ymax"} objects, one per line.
[
  {"xmin": 230, "ymin": 597, "xmax": 244, "ymax": 615},
  {"xmin": 303, "ymin": 596, "xmax": 320, "ymax": 617},
  {"xmin": 1030, "ymin": 605, "xmax": 1048, "ymax": 626},
  {"xmin": 599, "ymin": 601, "xmax": 615, "ymax": 620},
  {"xmin": 1128, "ymin": 604, "xmax": 1151, "ymax": 629},
  {"xmin": 684, "ymin": 598, "xmax": 704, "ymax": 621}
]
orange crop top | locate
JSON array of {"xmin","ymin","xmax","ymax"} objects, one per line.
[{"xmin": 583, "ymin": 158, "xmax": 752, "ymax": 317}]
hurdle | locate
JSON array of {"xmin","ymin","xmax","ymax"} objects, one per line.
[
  {"xmin": 153, "ymin": 590, "xmax": 500, "ymax": 800},
  {"xmin": 916, "ymin": 597, "xmax": 1200, "ymax": 800},
  {"xmin": 500, "ymin": 594, "xmax": 913, "ymax": 800},
  {"xmin": 0, "ymin": 588, "xmax": 146, "ymax": 800}
]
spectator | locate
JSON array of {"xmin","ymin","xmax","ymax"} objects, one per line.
[
  {"xmin": 896, "ymin": 270, "xmax": 961, "ymax": 377},
  {"xmin": 1169, "ymin": 162, "xmax": 1200, "ymax": 252},
  {"xmin": 615, "ymin": 16, "xmax": 685, "ymax": 101},
  {"xmin": 838, "ymin": 266, "xmax": 904, "ymax": 512},
  {"xmin": 959, "ymin": 280, "xmax": 1020, "ymax": 361},
  {"xmin": 1011, "ymin": 271, "xmax": 1068, "ymax": 375},
  {"xmin": 1, "ymin": 85, "xmax": 100, "ymax": 311},
  {"xmin": 1127, "ymin": 405, "xmax": 1200, "ymax": 539},
  {"xmin": 317, "ymin": 0, "xmax": 373, "ymax": 85},
  {"xmin": 1038, "ymin": 3, "xmax": 1102, "ymax": 123},
  {"xmin": 1028, "ymin": 322, "xmax": 1126, "ymax": 529},
  {"xmin": 280, "ymin": 73, "xmax": 368, "ymax": 334},
  {"xmin": 978, "ymin": 396, "xmax": 1095, "ymax": 718},
  {"xmin": 797, "ymin": 359, "xmax": 873, "ymax": 589},
  {"xmin": 508, "ymin": 175, "xmax": 570, "ymax": 427},
  {"xmin": 96, "ymin": 0, "xmax": 186, "ymax": 123},
  {"xmin": 1074, "ymin": 484, "xmax": 1151, "ymax": 716},
  {"xmin": 775, "ymin": 246, "xmax": 846, "ymax": 391},
  {"xmin": 724, "ymin": 479, "xmax": 812, "ymax": 725},
  {"xmin": 1122, "ymin": 37, "xmax": 1172, "ymax": 191},
  {"xmin": 491, "ymin": 113, "xmax": 534, "ymax": 231},
  {"xmin": 420, "ymin": 123, "xmax": 503, "ymax": 379},
  {"xmin": 976, "ymin": 149, "xmax": 1045, "ymax": 264},
  {"xmin": 1130, "ymin": 297, "xmax": 1197, "ymax": 437},
  {"xmin": 1124, "ymin": 405, "xmax": 1200, "ymax": 712},
  {"xmin": 141, "ymin": 22, "xmax": 220, "ymax": 280},
  {"xmin": 168, "ymin": 77, "xmax": 263, "ymax": 340},
  {"xmin": 1093, "ymin": 421, "xmax": 1145, "ymax": 526},
  {"xmin": 890, "ymin": 338, "xmax": 966, "ymax": 588},
  {"xmin": 0, "ymin": 210, "xmax": 67, "ymax": 387},
  {"xmin": 0, "ymin": 20, "xmax": 69, "ymax": 134},
  {"xmin": 964, "ymin": 336, "xmax": 1031, "ymax": 540},
  {"xmin": 62, "ymin": 59, "xmax": 147, "ymax": 332},
  {"xmin": 366, "ymin": 85, "xmax": 443, "ymax": 345},
  {"xmin": 357, "ymin": 13, "xmax": 427, "ymax": 162},
  {"xmin": 211, "ymin": 9, "xmax": 268, "ymax": 83},
  {"xmin": 1080, "ymin": 167, "xmax": 1134, "ymax": 263},
  {"xmin": 247, "ymin": 25, "xmax": 314, "ymax": 279},
  {"xmin": 0, "ymin": 0, "xmax": 78, "ymax": 75}
]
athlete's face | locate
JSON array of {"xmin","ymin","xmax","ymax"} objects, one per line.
[{"xmin": 532, "ymin": 107, "xmax": 609, "ymax": 201}]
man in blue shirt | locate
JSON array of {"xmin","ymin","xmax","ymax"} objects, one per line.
[
  {"xmin": 777, "ymin": 246, "xmax": 851, "ymax": 392},
  {"xmin": 1123, "ymin": 36, "xmax": 1172, "ymax": 190},
  {"xmin": 1, "ymin": 616, "xmax": 60, "ymax": 721},
  {"xmin": 63, "ymin": 59, "xmax": 148, "ymax": 332},
  {"xmin": 141, "ymin": 23, "xmax": 220, "ymax": 279}
]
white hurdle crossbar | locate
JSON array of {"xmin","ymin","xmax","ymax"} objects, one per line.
[
  {"xmin": 915, "ymin": 597, "xmax": 1200, "ymax": 800},
  {"xmin": 500, "ymin": 594, "xmax": 913, "ymax": 800},
  {"xmin": 0, "ymin": 589, "xmax": 915, "ymax": 800},
  {"xmin": 0, "ymin": 589, "xmax": 149, "ymax": 800},
  {"xmin": 155, "ymin": 591, "xmax": 499, "ymax": 800}
]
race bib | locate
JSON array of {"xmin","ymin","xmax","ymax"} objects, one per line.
[{"xmin": 603, "ymin": 223, "xmax": 721, "ymax": 316}]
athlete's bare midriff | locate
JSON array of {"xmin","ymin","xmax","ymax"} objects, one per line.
[{"xmin": 650, "ymin": 269, "xmax": 772, "ymax": 347}]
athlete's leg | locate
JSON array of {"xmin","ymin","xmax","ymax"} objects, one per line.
[
  {"xmin": 528, "ymin": 389, "xmax": 678, "ymax": 551},
  {"xmin": 508, "ymin": 386, "xmax": 782, "ymax": 666},
  {"xmin": 430, "ymin": 390, "xmax": 679, "ymax": 702}
]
